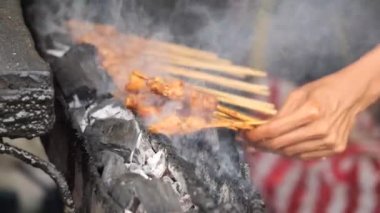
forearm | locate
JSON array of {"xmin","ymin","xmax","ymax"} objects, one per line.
[{"xmin": 341, "ymin": 45, "xmax": 380, "ymax": 108}]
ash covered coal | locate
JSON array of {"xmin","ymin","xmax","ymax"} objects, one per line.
[{"xmin": 67, "ymin": 97, "xmax": 265, "ymax": 212}]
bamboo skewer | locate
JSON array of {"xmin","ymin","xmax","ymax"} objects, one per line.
[
  {"xmin": 195, "ymin": 86, "xmax": 277, "ymax": 115},
  {"xmin": 160, "ymin": 57, "xmax": 266, "ymax": 77},
  {"xmin": 140, "ymin": 48, "xmax": 232, "ymax": 64},
  {"xmin": 157, "ymin": 65, "xmax": 269, "ymax": 96},
  {"xmin": 216, "ymin": 105, "xmax": 266, "ymax": 123},
  {"xmin": 126, "ymin": 35, "xmax": 221, "ymax": 60},
  {"xmin": 144, "ymin": 58, "xmax": 249, "ymax": 78},
  {"xmin": 213, "ymin": 112, "xmax": 267, "ymax": 129},
  {"xmin": 119, "ymin": 52, "xmax": 261, "ymax": 78},
  {"xmin": 208, "ymin": 119, "xmax": 265, "ymax": 130},
  {"xmin": 124, "ymin": 37, "xmax": 266, "ymax": 77}
]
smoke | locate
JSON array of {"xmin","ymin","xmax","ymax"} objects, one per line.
[
  {"xmin": 25, "ymin": 0, "xmax": 256, "ymax": 62},
  {"xmin": 25, "ymin": 0, "xmax": 380, "ymax": 180},
  {"xmin": 25, "ymin": 0, "xmax": 256, "ymax": 178},
  {"xmin": 26, "ymin": 0, "xmax": 380, "ymax": 85},
  {"xmin": 255, "ymin": 0, "xmax": 380, "ymax": 84}
]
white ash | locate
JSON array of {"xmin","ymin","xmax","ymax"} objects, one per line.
[
  {"xmin": 168, "ymin": 163, "xmax": 188, "ymax": 194},
  {"xmin": 126, "ymin": 162, "xmax": 150, "ymax": 180},
  {"xmin": 46, "ymin": 43, "xmax": 70, "ymax": 57},
  {"xmin": 46, "ymin": 49, "xmax": 66, "ymax": 57},
  {"xmin": 77, "ymin": 102, "xmax": 135, "ymax": 132},
  {"xmin": 68, "ymin": 95, "xmax": 82, "ymax": 109},
  {"xmin": 129, "ymin": 131, "xmax": 143, "ymax": 164},
  {"xmin": 74, "ymin": 101, "xmax": 196, "ymax": 211},
  {"xmin": 124, "ymin": 134, "xmax": 196, "ymax": 212},
  {"xmin": 142, "ymin": 150, "xmax": 166, "ymax": 179},
  {"xmin": 89, "ymin": 104, "xmax": 134, "ymax": 125}
]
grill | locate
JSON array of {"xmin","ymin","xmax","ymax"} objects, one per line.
[
  {"xmin": 1, "ymin": 0, "xmax": 267, "ymax": 212},
  {"xmin": 0, "ymin": 0, "xmax": 54, "ymax": 138}
]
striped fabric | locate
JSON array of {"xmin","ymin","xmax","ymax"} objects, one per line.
[{"xmin": 247, "ymin": 77, "xmax": 380, "ymax": 213}]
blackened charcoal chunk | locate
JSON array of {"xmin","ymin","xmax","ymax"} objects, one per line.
[
  {"xmin": 94, "ymin": 150, "xmax": 128, "ymax": 188},
  {"xmin": 85, "ymin": 118, "xmax": 139, "ymax": 150},
  {"xmin": 111, "ymin": 173, "xmax": 182, "ymax": 213},
  {"xmin": 53, "ymin": 44, "xmax": 114, "ymax": 99}
]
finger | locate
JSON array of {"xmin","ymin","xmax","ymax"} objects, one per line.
[
  {"xmin": 246, "ymin": 104, "xmax": 319, "ymax": 141},
  {"xmin": 298, "ymin": 149, "xmax": 335, "ymax": 160},
  {"xmin": 262, "ymin": 123, "xmax": 328, "ymax": 150},
  {"xmin": 281, "ymin": 140, "xmax": 330, "ymax": 156},
  {"xmin": 245, "ymin": 142, "xmax": 275, "ymax": 154}
]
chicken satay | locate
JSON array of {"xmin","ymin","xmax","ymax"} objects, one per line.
[
  {"xmin": 185, "ymin": 89, "xmax": 218, "ymax": 114},
  {"xmin": 126, "ymin": 93, "xmax": 165, "ymax": 118},
  {"xmin": 125, "ymin": 71, "xmax": 147, "ymax": 92},
  {"xmin": 146, "ymin": 77, "xmax": 185, "ymax": 100}
]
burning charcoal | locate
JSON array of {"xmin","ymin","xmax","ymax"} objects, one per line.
[
  {"xmin": 132, "ymin": 135, "xmax": 155, "ymax": 165},
  {"xmin": 85, "ymin": 117, "xmax": 139, "ymax": 151},
  {"xmin": 130, "ymin": 149, "xmax": 145, "ymax": 165},
  {"xmin": 143, "ymin": 150, "xmax": 167, "ymax": 178},
  {"xmin": 53, "ymin": 44, "xmax": 114, "ymax": 99},
  {"xmin": 162, "ymin": 176, "xmax": 174, "ymax": 185},
  {"xmin": 167, "ymin": 162, "xmax": 188, "ymax": 193},
  {"xmin": 96, "ymin": 151, "xmax": 128, "ymax": 188},
  {"xmin": 126, "ymin": 162, "xmax": 150, "ymax": 180},
  {"xmin": 109, "ymin": 177, "xmax": 137, "ymax": 209},
  {"xmin": 141, "ymin": 148, "xmax": 154, "ymax": 162},
  {"xmin": 179, "ymin": 194, "xmax": 195, "ymax": 212},
  {"xmin": 136, "ymin": 179, "xmax": 182, "ymax": 213},
  {"xmin": 111, "ymin": 173, "xmax": 182, "ymax": 213},
  {"xmin": 171, "ymin": 181, "xmax": 183, "ymax": 196},
  {"xmin": 87, "ymin": 101, "xmax": 135, "ymax": 124}
]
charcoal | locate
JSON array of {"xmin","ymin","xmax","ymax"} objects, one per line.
[
  {"xmin": 110, "ymin": 173, "xmax": 182, "ymax": 213},
  {"xmin": 0, "ymin": 0, "xmax": 54, "ymax": 138},
  {"xmin": 95, "ymin": 150, "xmax": 128, "ymax": 188},
  {"xmin": 52, "ymin": 44, "xmax": 114, "ymax": 102},
  {"xmin": 151, "ymin": 133, "xmax": 266, "ymax": 213},
  {"xmin": 143, "ymin": 150, "xmax": 166, "ymax": 178},
  {"xmin": 86, "ymin": 118, "xmax": 139, "ymax": 150}
]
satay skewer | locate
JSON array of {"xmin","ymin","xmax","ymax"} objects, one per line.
[
  {"xmin": 160, "ymin": 58, "xmax": 266, "ymax": 77},
  {"xmin": 157, "ymin": 65, "xmax": 269, "ymax": 96},
  {"xmin": 116, "ymin": 53, "xmax": 260, "ymax": 79},
  {"xmin": 216, "ymin": 105, "xmax": 266, "ymax": 122},
  {"xmin": 130, "ymin": 71, "xmax": 275, "ymax": 115},
  {"xmin": 194, "ymin": 86, "xmax": 276, "ymax": 115},
  {"xmin": 208, "ymin": 119, "xmax": 265, "ymax": 130},
  {"xmin": 126, "ymin": 35, "xmax": 222, "ymax": 60},
  {"xmin": 138, "ymin": 48, "xmax": 232, "ymax": 64}
]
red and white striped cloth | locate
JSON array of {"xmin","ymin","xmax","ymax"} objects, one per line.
[{"xmin": 247, "ymin": 77, "xmax": 380, "ymax": 213}]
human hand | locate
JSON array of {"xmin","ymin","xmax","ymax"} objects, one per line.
[{"xmin": 244, "ymin": 47, "xmax": 380, "ymax": 160}]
